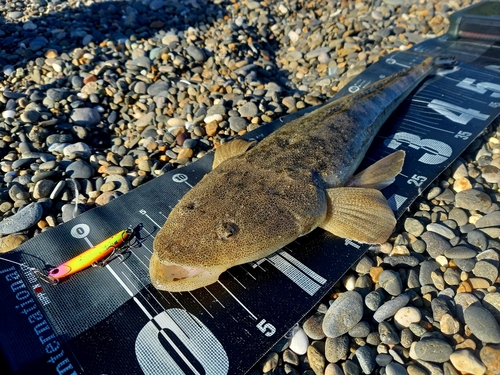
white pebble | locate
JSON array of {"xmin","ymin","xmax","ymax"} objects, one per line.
[
  {"xmin": 394, "ymin": 307, "xmax": 421, "ymax": 330},
  {"xmin": 288, "ymin": 30, "xmax": 299, "ymax": 44},
  {"xmin": 2, "ymin": 110, "xmax": 16, "ymax": 119},
  {"xmin": 409, "ymin": 342, "xmax": 418, "ymax": 360},
  {"xmin": 435, "ymin": 255, "xmax": 448, "ymax": 267},
  {"xmin": 289, "ymin": 327, "xmax": 308, "ymax": 355},
  {"xmin": 342, "ymin": 274, "xmax": 356, "ymax": 291},
  {"xmin": 204, "ymin": 114, "xmax": 223, "ymax": 123}
]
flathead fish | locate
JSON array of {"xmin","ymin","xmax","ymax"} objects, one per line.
[{"xmin": 150, "ymin": 57, "xmax": 437, "ymax": 292}]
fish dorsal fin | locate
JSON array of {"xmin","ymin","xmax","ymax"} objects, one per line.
[
  {"xmin": 213, "ymin": 139, "xmax": 256, "ymax": 169},
  {"xmin": 319, "ymin": 187, "xmax": 396, "ymax": 244},
  {"xmin": 347, "ymin": 150, "xmax": 405, "ymax": 190}
]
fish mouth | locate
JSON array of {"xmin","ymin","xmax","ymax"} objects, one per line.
[{"xmin": 149, "ymin": 253, "xmax": 225, "ymax": 292}]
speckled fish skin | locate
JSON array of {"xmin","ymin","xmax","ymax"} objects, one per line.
[{"xmin": 150, "ymin": 57, "xmax": 435, "ymax": 292}]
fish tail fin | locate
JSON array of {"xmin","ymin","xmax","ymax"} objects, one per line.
[{"xmin": 347, "ymin": 150, "xmax": 405, "ymax": 190}]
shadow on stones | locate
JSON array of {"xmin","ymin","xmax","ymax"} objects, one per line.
[
  {"xmin": 0, "ymin": 0, "xmax": 229, "ymax": 154},
  {"xmin": 0, "ymin": 0, "xmax": 302, "ymax": 157}
]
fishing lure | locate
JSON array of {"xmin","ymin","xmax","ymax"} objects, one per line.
[
  {"xmin": 0, "ymin": 228, "xmax": 135, "ymax": 285},
  {"xmin": 47, "ymin": 228, "xmax": 132, "ymax": 281}
]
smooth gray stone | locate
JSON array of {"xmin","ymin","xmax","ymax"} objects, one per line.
[
  {"xmin": 323, "ymin": 291, "xmax": 363, "ymax": 338},
  {"xmin": 356, "ymin": 346, "xmax": 376, "ymax": 374},
  {"xmin": 70, "ymin": 108, "xmax": 101, "ymax": 127},
  {"xmin": 373, "ymin": 293, "xmax": 410, "ymax": 323},
  {"xmin": 464, "ymin": 305, "xmax": 500, "ymax": 343},
  {"xmin": 413, "ymin": 338, "xmax": 452, "ymax": 362},
  {"xmin": 0, "ymin": 203, "xmax": 43, "ymax": 235}
]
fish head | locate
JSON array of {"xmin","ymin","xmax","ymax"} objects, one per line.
[{"xmin": 150, "ymin": 164, "xmax": 325, "ymax": 292}]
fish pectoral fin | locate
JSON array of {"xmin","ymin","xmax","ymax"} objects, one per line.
[
  {"xmin": 319, "ymin": 187, "xmax": 396, "ymax": 244},
  {"xmin": 213, "ymin": 139, "xmax": 257, "ymax": 169},
  {"xmin": 347, "ymin": 150, "xmax": 405, "ymax": 190}
]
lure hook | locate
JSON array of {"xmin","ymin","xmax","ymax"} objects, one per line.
[{"xmin": 33, "ymin": 269, "xmax": 59, "ymax": 285}]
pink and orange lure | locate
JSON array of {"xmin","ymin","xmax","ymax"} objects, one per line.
[{"xmin": 47, "ymin": 229, "xmax": 131, "ymax": 280}]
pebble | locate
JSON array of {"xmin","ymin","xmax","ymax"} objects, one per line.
[
  {"xmin": 473, "ymin": 261, "xmax": 498, "ymax": 284},
  {"xmin": 379, "ymin": 270, "xmax": 403, "ymax": 296},
  {"xmin": 444, "ymin": 245, "xmax": 477, "ymax": 259},
  {"xmin": 66, "ymin": 160, "xmax": 94, "ymax": 179},
  {"xmin": 325, "ymin": 335, "xmax": 349, "ymax": 363},
  {"xmin": 386, "ymin": 363, "xmax": 408, "ymax": 375},
  {"xmin": 303, "ymin": 312, "xmax": 326, "ymax": 340},
  {"xmin": 475, "ymin": 211, "xmax": 500, "ymax": 228},
  {"xmin": 0, "ymin": 233, "xmax": 28, "ymax": 253},
  {"xmin": 325, "ymin": 364, "xmax": 343, "ymax": 375},
  {"xmin": 413, "ymin": 338, "xmax": 453, "ymax": 363},
  {"xmin": 0, "ymin": 203, "xmax": 43, "ymax": 235},
  {"xmin": 374, "ymin": 294, "xmax": 410, "ymax": 323},
  {"xmin": 307, "ymin": 344, "xmax": 325, "ymax": 375},
  {"xmin": 439, "ymin": 313, "xmax": 460, "ymax": 335},
  {"xmin": 394, "ymin": 307, "xmax": 422, "ymax": 329},
  {"xmin": 356, "ymin": 346, "xmax": 376, "ymax": 374},
  {"xmin": 261, "ymin": 352, "xmax": 278, "ymax": 373},
  {"xmin": 479, "ymin": 345, "xmax": 500, "ymax": 375},
  {"xmin": 365, "ymin": 290, "xmax": 384, "ymax": 311},
  {"xmin": 419, "ymin": 261, "xmax": 440, "ymax": 286},
  {"xmin": 323, "ymin": 291, "xmax": 363, "ymax": 338},
  {"xmin": 455, "ymin": 189, "xmax": 492, "ymax": 212},
  {"xmin": 378, "ymin": 322, "xmax": 400, "ymax": 345},
  {"xmin": 404, "ymin": 218, "xmax": 425, "ymax": 237},
  {"xmin": 464, "ymin": 305, "xmax": 500, "ymax": 343},
  {"xmin": 70, "ymin": 108, "xmax": 101, "ymax": 127},
  {"xmin": 348, "ymin": 321, "xmax": 371, "ymax": 338},
  {"xmin": 449, "ymin": 350, "xmax": 486, "ymax": 375},
  {"xmin": 483, "ymin": 293, "xmax": 500, "ymax": 322},
  {"xmin": 289, "ymin": 328, "xmax": 308, "ymax": 356},
  {"xmin": 420, "ymin": 232, "xmax": 450, "ymax": 258}
]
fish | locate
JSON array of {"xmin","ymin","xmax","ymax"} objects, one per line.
[{"xmin": 150, "ymin": 56, "xmax": 438, "ymax": 292}]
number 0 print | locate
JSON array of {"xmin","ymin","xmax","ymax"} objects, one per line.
[
  {"xmin": 384, "ymin": 132, "xmax": 452, "ymax": 165},
  {"xmin": 136, "ymin": 309, "xmax": 229, "ymax": 375}
]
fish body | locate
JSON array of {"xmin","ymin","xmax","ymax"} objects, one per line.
[{"xmin": 150, "ymin": 57, "xmax": 436, "ymax": 292}]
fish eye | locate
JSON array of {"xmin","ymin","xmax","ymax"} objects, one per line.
[
  {"xmin": 185, "ymin": 203, "xmax": 195, "ymax": 210},
  {"xmin": 217, "ymin": 222, "xmax": 239, "ymax": 240}
]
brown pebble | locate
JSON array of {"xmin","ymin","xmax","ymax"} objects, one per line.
[
  {"xmin": 138, "ymin": 159, "xmax": 152, "ymax": 172},
  {"xmin": 45, "ymin": 49, "xmax": 58, "ymax": 58},
  {"xmin": 440, "ymin": 313, "xmax": 460, "ymax": 335},
  {"xmin": 468, "ymin": 277, "xmax": 490, "ymax": 289},
  {"xmin": 453, "ymin": 177, "xmax": 472, "ymax": 192},
  {"xmin": 95, "ymin": 191, "xmax": 121, "ymax": 206},
  {"xmin": 37, "ymin": 220, "xmax": 48, "ymax": 229},
  {"xmin": 178, "ymin": 148, "xmax": 194, "ymax": 159},
  {"xmin": 0, "ymin": 234, "xmax": 28, "ymax": 253},
  {"xmin": 370, "ymin": 266, "xmax": 383, "ymax": 283},
  {"xmin": 307, "ymin": 344, "xmax": 326, "ymax": 375},
  {"xmin": 479, "ymin": 344, "xmax": 500, "ymax": 375},
  {"xmin": 100, "ymin": 182, "xmax": 116, "ymax": 192},
  {"xmin": 455, "ymin": 338, "xmax": 476, "ymax": 351},
  {"xmin": 176, "ymin": 132, "xmax": 188, "ymax": 146},
  {"xmin": 146, "ymin": 141, "xmax": 158, "ymax": 152},
  {"xmin": 457, "ymin": 280, "xmax": 473, "ymax": 293},
  {"xmin": 205, "ymin": 121, "xmax": 219, "ymax": 136},
  {"xmin": 83, "ymin": 74, "xmax": 98, "ymax": 84}
]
